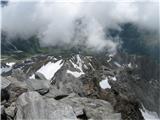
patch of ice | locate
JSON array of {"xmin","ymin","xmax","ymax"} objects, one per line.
[
  {"xmin": 99, "ymin": 77, "xmax": 111, "ymax": 89},
  {"xmin": 67, "ymin": 70, "xmax": 84, "ymax": 78},
  {"xmin": 35, "ymin": 60, "xmax": 63, "ymax": 80},
  {"xmin": 140, "ymin": 107, "xmax": 160, "ymax": 120}
]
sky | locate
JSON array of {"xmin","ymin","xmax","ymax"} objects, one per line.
[{"xmin": 1, "ymin": 0, "xmax": 159, "ymax": 53}]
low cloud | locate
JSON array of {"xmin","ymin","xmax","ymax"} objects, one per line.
[{"xmin": 1, "ymin": 0, "xmax": 159, "ymax": 53}]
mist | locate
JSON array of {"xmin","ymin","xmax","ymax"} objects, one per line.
[{"xmin": 1, "ymin": 0, "xmax": 159, "ymax": 53}]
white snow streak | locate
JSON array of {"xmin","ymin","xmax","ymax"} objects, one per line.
[
  {"xmin": 128, "ymin": 62, "xmax": 132, "ymax": 68},
  {"xmin": 114, "ymin": 62, "xmax": 121, "ymax": 67},
  {"xmin": 67, "ymin": 70, "xmax": 84, "ymax": 78},
  {"xmin": 6, "ymin": 62, "xmax": 15, "ymax": 67},
  {"xmin": 68, "ymin": 55, "xmax": 85, "ymax": 78}
]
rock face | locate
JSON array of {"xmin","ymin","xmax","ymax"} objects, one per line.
[
  {"xmin": 1, "ymin": 53, "xmax": 159, "ymax": 120},
  {"xmin": 1, "ymin": 76, "xmax": 11, "ymax": 89},
  {"xmin": 16, "ymin": 92, "xmax": 77, "ymax": 120},
  {"xmin": 60, "ymin": 94, "xmax": 121, "ymax": 120},
  {"xmin": 15, "ymin": 91, "xmax": 121, "ymax": 120},
  {"xmin": 5, "ymin": 102, "xmax": 17, "ymax": 118},
  {"xmin": 25, "ymin": 78, "xmax": 50, "ymax": 95}
]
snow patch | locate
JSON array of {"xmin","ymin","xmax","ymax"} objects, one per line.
[
  {"xmin": 109, "ymin": 76, "xmax": 117, "ymax": 81},
  {"xmin": 0, "ymin": 67, "xmax": 11, "ymax": 74},
  {"xmin": 128, "ymin": 62, "xmax": 132, "ymax": 68},
  {"xmin": 67, "ymin": 70, "xmax": 84, "ymax": 78},
  {"xmin": 6, "ymin": 62, "xmax": 15, "ymax": 67},
  {"xmin": 31, "ymin": 60, "xmax": 63, "ymax": 80},
  {"xmin": 0, "ymin": 62, "xmax": 15, "ymax": 74},
  {"xmin": 99, "ymin": 77, "xmax": 111, "ymax": 89},
  {"xmin": 29, "ymin": 74, "xmax": 35, "ymax": 79},
  {"xmin": 140, "ymin": 107, "xmax": 160, "ymax": 120},
  {"xmin": 67, "ymin": 55, "xmax": 85, "ymax": 78}
]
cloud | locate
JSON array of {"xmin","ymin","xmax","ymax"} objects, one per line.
[{"xmin": 1, "ymin": 0, "xmax": 159, "ymax": 53}]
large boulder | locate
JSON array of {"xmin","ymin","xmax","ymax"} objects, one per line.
[
  {"xmin": 51, "ymin": 62, "xmax": 84, "ymax": 96},
  {"xmin": 25, "ymin": 78, "xmax": 50, "ymax": 95},
  {"xmin": 60, "ymin": 94, "xmax": 121, "ymax": 120},
  {"xmin": 16, "ymin": 92, "xmax": 77, "ymax": 120},
  {"xmin": 5, "ymin": 77, "xmax": 28, "ymax": 103},
  {"xmin": 35, "ymin": 72, "xmax": 47, "ymax": 80},
  {"xmin": 45, "ymin": 85, "xmax": 68, "ymax": 99}
]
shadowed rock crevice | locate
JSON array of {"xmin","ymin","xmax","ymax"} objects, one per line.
[
  {"xmin": 76, "ymin": 109, "xmax": 88, "ymax": 120},
  {"xmin": 54, "ymin": 95, "xmax": 68, "ymax": 100}
]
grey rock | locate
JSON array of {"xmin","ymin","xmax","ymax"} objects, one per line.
[
  {"xmin": 45, "ymin": 85, "xmax": 68, "ymax": 99},
  {"xmin": 11, "ymin": 69, "xmax": 27, "ymax": 81},
  {"xmin": 6, "ymin": 76, "xmax": 28, "ymax": 89},
  {"xmin": 5, "ymin": 102, "xmax": 17, "ymax": 118},
  {"xmin": 60, "ymin": 95, "xmax": 121, "ymax": 120},
  {"xmin": 36, "ymin": 88, "xmax": 49, "ymax": 95},
  {"xmin": 25, "ymin": 78, "xmax": 50, "ymax": 95},
  {"xmin": 51, "ymin": 62, "xmax": 84, "ymax": 95},
  {"xmin": 1, "ymin": 105, "xmax": 7, "ymax": 120},
  {"xmin": 4, "ymin": 77, "xmax": 28, "ymax": 103},
  {"xmin": 16, "ymin": 92, "xmax": 77, "ymax": 120},
  {"xmin": 35, "ymin": 72, "xmax": 47, "ymax": 80},
  {"xmin": 1, "ymin": 76, "xmax": 11, "ymax": 89}
]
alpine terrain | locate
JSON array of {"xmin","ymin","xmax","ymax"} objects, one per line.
[{"xmin": 1, "ymin": 1, "xmax": 160, "ymax": 120}]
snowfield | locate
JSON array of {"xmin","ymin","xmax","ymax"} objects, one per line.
[{"xmin": 30, "ymin": 60, "xmax": 63, "ymax": 80}]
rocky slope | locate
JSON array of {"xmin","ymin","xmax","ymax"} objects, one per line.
[{"xmin": 1, "ymin": 52, "xmax": 160, "ymax": 120}]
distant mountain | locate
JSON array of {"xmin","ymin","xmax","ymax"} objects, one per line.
[
  {"xmin": 1, "ymin": 52, "xmax": 159, "ymax": 120},
  {"xmin": 1, "ymin": 23, "xmax": 159, "ymax": 62},
  {"xmin": 108, "ymin": 23, "xmax": 159, "ymax": 62}
]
